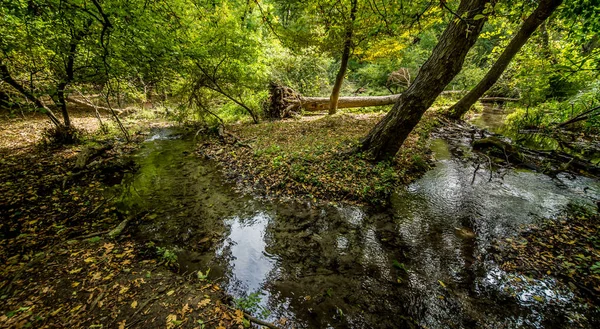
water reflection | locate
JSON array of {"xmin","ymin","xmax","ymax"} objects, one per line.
[
  {"xmin": 218, "ymin": 212, "xmax": 276, "ymax": 294},
  {"xmin": 118, "ymin": 131, "xmax": 600, "ymax": 328}
]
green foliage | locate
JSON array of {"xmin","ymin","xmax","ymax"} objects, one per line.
[
  {"xmin": 0, "ymin": 0, "xmax": 598, "ymax": 137},
  {"xmin": 156, "ymin": 246, "xmax": 178, "ymax": 267},
  {"xmin": 269, "ymin": 47, "xmax": 332, "ymax": 96},
  {"xmin": 234, "ymin": 292, "xmax": 270, "ymax": 318},
  {"xmin": 197, "ymin": 268, "xmax": 211, "ymax": 281},
  {"xmin": 506, "ymin": 80, "xmax": 600, "ymax": 132}
]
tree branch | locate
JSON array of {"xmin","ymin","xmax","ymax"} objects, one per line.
[{"xmin": 0, "ymin": 62, "xmax": 63, "ymax": 127}]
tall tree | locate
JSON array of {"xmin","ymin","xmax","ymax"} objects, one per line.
[
  {"xmin": 269, "ymin": 0, "xmax": 423, "ymax": 111},
  {"xmin": 446, "ymin": 0, "xmax": 563, "ymax": 119},
  {"xmin": 329, "ymin": 0, "xmax": 357, "ymax": 115},
  {"xmin": 359, "ymin": 0, "xmax": 494, "ymax": 160}
]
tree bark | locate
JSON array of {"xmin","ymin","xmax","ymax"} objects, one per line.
[
  {"xmin": 305, "ymin": 94, "xmax": 401, "ymax": 111},
  {"xmin": 56, "ymin": 81, "xmax": 71, "ymax": 127},
  {"xmin": 53, "ymin": 25, "xmax": 89, "ymax": 127},
  {"xmin": 329, "ymin": 0, "xmax": 357, "ymax": 115},
  {"xmin": 360, "ymin": 0, "xmax": 492, "ymax": 161},
  {"xmin": 447, "ymin": 0, "xmax": 563, "ymax": 119},
  {"xmin": 267, "ymin": 86, "xmax": 486, "ymax": 118},
  {"xmin": 0, "ymin": 62, "xmax": 63, "ymax": 127}
]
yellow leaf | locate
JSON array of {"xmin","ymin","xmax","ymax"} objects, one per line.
[
  {"xmin": 166, "ymin": 314, "xmax": 178, "ymax": 329},
  {"xmin": 103, "ymin": 243, "xmax": 115, "ymax": 252},
  {"xmin": 119, "ymin": 286, "xmax": 129, "ymax": 294},
  {"xmin": 71, "ymin": 305, "xmax": 82, "ymax": 313},
  {"xmin": 71, "ymin": 282, "xmax": 80, "ymax": 287},
  {"xmin": 234, "ymin": 309, "xmax": 244, "ymax": 324},
  {"xmin": 118, "ymin": 320, "xmax": 126, "ymax": 329},
  {"xmin": 166, "ymin": 290, "xmax": 175, "ymax": 296},
  {"xmin": 69, "ymin": 268, "xmax": 83, "ymax": 274},
  {"xmin": 181, "ymin": 303, "xmax": 190, "ymax": 315},
  {"xmin": 438, "ymin": 280, "xmax": 446, "ymax": 288},
  {"xmin": 131, "ymin": 300, "xmax": 138, "ymax": 309},
  {"xmin": 50, "ymin": 307, "xmax": 63, "ymax": 316},
  {"xmin": 84, "ymin": 257, "xmax": 96, "ymax": 263},
  {"xmin": 197, "ymin": 298, "xmax": 210, "ymax": 308}
]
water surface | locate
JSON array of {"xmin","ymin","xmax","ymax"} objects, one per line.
[{"xmin": 116, "ymin": 127, "xmax": 600, "ymax": 328}]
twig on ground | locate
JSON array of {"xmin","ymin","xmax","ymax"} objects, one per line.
[{"xmin": 471, "ymin": 163, "xmax": 480, "ymax": 185}]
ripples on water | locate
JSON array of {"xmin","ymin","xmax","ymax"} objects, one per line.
[{"xmin": 117, "ymin": 126, "xmax": 599, "ymax": 328}]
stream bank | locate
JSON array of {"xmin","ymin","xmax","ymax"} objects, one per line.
[
  {"xmin": 115, "ymin": 110, "xmax": 600, "ymax": 328},
  {"xmin": 0, "ymin": 116, "xmax": 247, "ymax": 329}
]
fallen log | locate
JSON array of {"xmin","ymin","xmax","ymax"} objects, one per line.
[
  {"xmin": 300, "ymin": 94, "xmax": 401, "ymax": 112},
  {"xmin": 292, "ymin": 93, "xmax": 515, "ymax": 112},
  {"xmin": 479, "ymin": 97, "xmax": 521, "ymax": 103},
  {"xmin": 556, "ymin": 105, "xmax": 600, "ymax": 128},
  {"xmin": 67, "ymin": 96, "xmax": 124, "ymax": 114},
  {"xmin": 266, "ymin": 85, "xmax": 516, "ymax": 119}
]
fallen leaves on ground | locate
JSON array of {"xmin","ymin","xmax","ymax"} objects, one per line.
[
  {"xmin": 492, "ymin": 206, "xmax": 600, "ymax": 304},
  {"xmin": 198, "ymin": 112, "xmax": 440, "ymax": 205},
  {"xmin": 0, "ymin": 111, "xmax": 250, "ymax": 328}
]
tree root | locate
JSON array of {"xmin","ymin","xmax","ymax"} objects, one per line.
[{"xmin": 217, "ymin": 126, "xmax": 253, "ymax": 149}]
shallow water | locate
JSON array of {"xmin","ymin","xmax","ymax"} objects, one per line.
[
  {"xmin": 469, "ymin": 104, "xmax": 600, "ymax": 161},
  {"xmin": 115, "ymin": 127, "xmax": 600, "ymax": 328}
]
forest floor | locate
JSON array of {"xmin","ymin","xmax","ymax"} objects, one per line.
[
  {"xmin": 2, "ymin": 109, "xmax": 600, "ymax": 328},
  {"xmin": 0, "ymin": 110, "xmax": 253, "ymax": 329},
  {"xmin": 492, "ymin": 205, "xmax": 600, "ymax": 308},
  {"xmin": 197, "ymin": 111, "xmax": 440, "ymax": 206}
]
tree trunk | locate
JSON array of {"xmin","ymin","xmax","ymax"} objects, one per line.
[
  {"xmin": 56, "ymin": 81, "xmax": 71, "ymax": 127},
  {"xmin": 447, "ymin": 0, "xmax": 563, "ymax": 119},
  {"xmin": 0, "ymin": 62, "xmax": 63, "ymax": 127},
  {"xmin": 267, "ymin": 85, "xmax": 477, "ymax": 119},
  {"xmin": 53, "ymin": 30, "xmax": 84, "ymax": 128},
  {"xmin": 360, "ymin": 0, "xmax": 492, "ymax": 161},
  {"xmin": 329, "ymin": 0, "xmax": 357, "ymax": 115},
  {"xmin": 306, "ymin": 94, "xmax": 401, "ymax": 111}
]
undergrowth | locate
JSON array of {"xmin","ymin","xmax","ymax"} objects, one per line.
[
  {"xmin": 41, "ymin": 126, "xmax": 84, "ymax": 145},
  {"xmin": 198, "ymin": 112, "xmax": 440, "ymax": 205}
]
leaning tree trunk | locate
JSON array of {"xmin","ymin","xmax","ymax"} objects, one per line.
[
  {"xmin": 447, "ymin": 0, "xmax": 563, "ymax": 119},
  {"xmin": 360, "ymin": 0, "xmax": 493, "ymax": 161},
  {"xmin": 329, "ymin": 0, "xmax": 357, "ymax": 115},
  {"xmin": 0, "ymin": 62, "xmax": 63, "ymax": 127}
]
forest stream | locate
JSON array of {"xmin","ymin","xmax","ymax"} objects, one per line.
[{"xmin": 112, "ymin": 107, "xmax": 600, "ymax": 328}]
